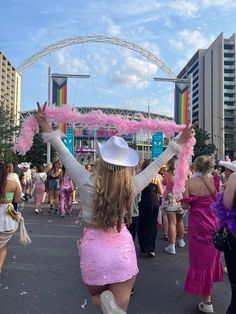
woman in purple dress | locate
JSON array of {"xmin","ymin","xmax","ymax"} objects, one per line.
[
  {"xmin": 181, "ymin": 155, "xmax": 224, "ymax": 313},
  {"xmin": 212, "ymin": 169, "xmax": 236, "ymax": 314}
]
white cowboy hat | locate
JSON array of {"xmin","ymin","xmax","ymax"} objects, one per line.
[
  {"xmin": 96, "ymin": 136, "xmax": 139, "ymax": 167},
  {"xmin": 21, "ymin": 162, "xmax": 30, "ymax": 168},
  {"xmin": 219, "ymin": 160, "xmax": 236, "ymax": 172}
]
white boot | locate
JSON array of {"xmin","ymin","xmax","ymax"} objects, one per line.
[
  {"xmin": 198, "ymin": 302, "xmax": 214, "ymax": 313},
  {"xmin": 100, "ymin": 290, "xmax": 127, "ymax": 314}
]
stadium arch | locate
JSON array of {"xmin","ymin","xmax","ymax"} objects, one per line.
[{"xmin": 16, "ymin": 34, "xmax": 176, "ymax": 78}]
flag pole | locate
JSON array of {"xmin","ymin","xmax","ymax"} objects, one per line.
[{"xmin": 47, "ymin": 66, "xmax": 51, "ymax": 164}]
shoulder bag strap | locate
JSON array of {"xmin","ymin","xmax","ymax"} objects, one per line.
[
  {"xmin": 37, "ymin": 173, "xmax": 45, "ymax": 184},
  {"xmin": 198, "ymin": 176, "xmax": 216, "ymax": 201}
]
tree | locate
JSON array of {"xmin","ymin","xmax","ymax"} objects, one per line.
[
  {"xmin": 0, "ymin": 104, "xmax": 19, "ymax": 162},
  {"xmin": 18, "ymin": 132, "xmax": 56, "ymax": 165},
  {"xmin": 193, "ymin": 128, "xmax": 216, "ymax": 160}
]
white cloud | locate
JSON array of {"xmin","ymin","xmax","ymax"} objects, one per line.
[
  {"xmin": 54, "ymin": 50, "xmax": 89, "ymax": 74},
  {"xmin": 164, "ymin": 17, "xmax": 174, "ymax": 28},
  {"xmin": 102, "ymin": 16, "xmax": 122, "ymax": 36},
  {"xmin": 141, "ymin": 41, "xmax": 160, "ymax": 57},
  {"xmin": 96, "ymin": 87, "xmax": 115, "ymax": 96},
  {"xmin": 168, "ymin": 1, "xmax": 199, "ymax": 18},
  {"xmin": 121, "ymin": 1, "xmax": 162, "ymax": 16},
  {"xmin": 201, "ymin": 0, "xmax": 236, "ymax": 8},
  {"xmin": 110, "ymin": 56, "xmax": 158, "ymax": 89},
  {"xmin": 169, "ymin": 29, "xmax": 215, "ymax": 60},
  {"xmin": 123, "ymin": 94, "xmax": 174, "ymax": 117},
  {"xmin": 87, "ymin": 49, "xmax": 111, "ymax": 76}
]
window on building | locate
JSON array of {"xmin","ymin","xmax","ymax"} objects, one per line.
[
  {"xmin": 224, "ymin": 43, "xmax": 234, "ymax": 50},
  {"xmin": 224, "ymin": 60, "xmax": 235, "ymax": 66},
  {"xmin": 192, "ymin": 75, "xmax": 199, "ymax": 85},
  {"xmin": 224, "ymin": 68, "xmax": 235, "ymax": 74}
]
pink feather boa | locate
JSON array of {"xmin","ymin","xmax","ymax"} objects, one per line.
[{"xmin": 14, "ymin": 105, "xmax": 196, "ymax": 197}]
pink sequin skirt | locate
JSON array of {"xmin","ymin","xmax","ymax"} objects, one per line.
[{"xmin": 79, "ymin": 225, "xmax": 138, "ymax": 285}]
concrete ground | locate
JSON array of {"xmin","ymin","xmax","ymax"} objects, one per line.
[{"xmin": 0, "ymin": 202, "xmax": 230, "ymax": 314}]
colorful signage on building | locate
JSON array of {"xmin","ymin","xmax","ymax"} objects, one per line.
[
  {"xmin": 74, "ymin": 127, "xmax": 133, "ymax": 140},
  {"xmin": 62, "ymin": 127, "xmax": 74, "ymax": 155},
  {"xmin": 76, "ymin": 148, "xmax": 96, "ymax": 153},
  {"xmin": 152, "ymin": 131, "xmax": 163, "ymax": 158}
]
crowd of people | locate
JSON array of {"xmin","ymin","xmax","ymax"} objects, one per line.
[
  {"xmin": 0, "ymin": 102, "xmax": 236, "ymax": 314},
  {"xmin": 1, "ymin": 160, "xmax": 83, "ymax": 217}
]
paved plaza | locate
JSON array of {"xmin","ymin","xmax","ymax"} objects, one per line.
[{"xmin": 0, "ymin": 203, "xmax": 231, "ymax": 314}]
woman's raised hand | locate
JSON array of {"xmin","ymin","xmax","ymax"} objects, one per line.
[
  {"xmin": 176, "ymin": 122, "xmax": 197, "ymax": 145},
  {"xmin": 34, "ymin": 102, "xmax": 52, "ymax": 133}
]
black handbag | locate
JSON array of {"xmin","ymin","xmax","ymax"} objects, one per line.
[
  {"xmin": 212, "ymin": 189, "xmax": 236, "ymax": 252},
  {"xmin": 213, "ymin": 226, "xmax": 231, "ymax": 252}
]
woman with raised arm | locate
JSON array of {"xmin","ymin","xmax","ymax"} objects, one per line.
[{"xmin": 34, "ymin": 102, "xmax": 195, "ymax": 314}]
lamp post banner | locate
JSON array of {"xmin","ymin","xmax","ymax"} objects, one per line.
[
  {"xmin": 174, "ymin": 83, "xmax": 189, "ymax": 125},
  {"xmin": 52, "ymin": 77, "xmax": 67, "ymax": 134}
]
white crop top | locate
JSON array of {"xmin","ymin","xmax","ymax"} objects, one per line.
[
  {"xmin": 42, "ymin": 131, "xmax": 181, "ymax": 225},
  {"xmin": 33, "ymin": 172, "xmax": 47, "ymax": 183}
]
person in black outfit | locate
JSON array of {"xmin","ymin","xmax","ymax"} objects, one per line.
[
  {"xmin": 224, "ymin": 234, "xmax": 236, "ymax": 314},
  {"xmin": 137, "ymin": 159, "xmax": 161, "ymax": 257},
  {"xmin": 215, "ymin": 171, "xmax": 236, "ymax": 314}
]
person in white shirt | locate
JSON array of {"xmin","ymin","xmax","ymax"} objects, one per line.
[
  {"xmin": 32, "ymin": 165, "xmax": 47, "ymax": 214},
  {"xmin": 33, "ymin": 102, "xmax": 195, "ymax": 314}
]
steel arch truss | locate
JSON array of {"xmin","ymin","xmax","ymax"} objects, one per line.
[{"xmin": 17, "ymin": 35, "xmax": 176, "ymax": 78}]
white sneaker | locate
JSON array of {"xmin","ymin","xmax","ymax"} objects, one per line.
[
  {"xmin": 100, "ymin": 290, "xmax": 126, "ymax": 314},
  {"xmin": 178, "ymin": 239, "xmax": 186, "ymax": 248},
  {"xmin": 198, "ymin": 302, "xmax": 214, "ymax": 313},
  {"xmin": 35, "ymin": 209, "xmax": 40, "ymax": 214},
  {"xmin": 165, "ymin": 245, "xmax": 176, "ymax": 254}
]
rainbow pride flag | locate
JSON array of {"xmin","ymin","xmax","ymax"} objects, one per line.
[
  {"xmin": 174, "ymin": 83, "xmax": 189, "ymax": 125},
  {"xmin": 52, "ymin": 77, "xmax": 67, "ymax": 134}
]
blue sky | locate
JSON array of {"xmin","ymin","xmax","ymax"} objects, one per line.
[{"xmin": 1, "ymin": 0, "xmax": 236, "ymax": 116}]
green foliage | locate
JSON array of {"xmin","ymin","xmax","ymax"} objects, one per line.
[
  {"xmin": 193, "ymin": 128, "xmax": 216, "ymax": 160},
  {"xmin": 0, "ymin": 104, "xmax": 57, "ymax": 164},
  {"xmin": 18, "ymin": 132, "xmax": 56, "ymax": 165},
  {"xmin": 0, "ymin": 104, "xmax": 19, "ymax": 162}
]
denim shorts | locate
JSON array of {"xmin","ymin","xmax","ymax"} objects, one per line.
[{"xmin": 48, "ymin": 179, "xmax": 60, "ymax": 190}]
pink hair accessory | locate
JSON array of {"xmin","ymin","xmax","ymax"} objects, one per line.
[{"xmin": 14, "ymin": 104, "xmax": 195, "ymax": 197}]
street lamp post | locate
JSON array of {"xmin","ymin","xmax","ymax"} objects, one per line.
[
  {"xmin": 153, "ymin": 77, "xmax": 190, "ymax": 84},
  {"xmin": 152, "ymin": 76, "xmax": 192, "ymax": 162},
  {"xmin": 153, "ymin": 76, "xmax": 192, "ymax": 123},
  {"xmin": 47, "ymin": 67, "xmax": 90, "ymax": 164}
]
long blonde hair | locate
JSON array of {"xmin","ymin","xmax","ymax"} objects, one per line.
[
  {"xmin": 194, "ymin": 155, "xmax": 215, "ymax": 175},
  {"xmin": 167, "ymin": 157, "xmax": 177, "ymax": 174},
  {"xmin": 92, "ymin": 161, "xmax": 134, "ymax": 232}
]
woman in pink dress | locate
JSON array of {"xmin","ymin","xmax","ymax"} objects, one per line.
[
  {"xmin": 59, "ymin": 165, "xmax": 73, "ymax": 217},
  {"xmin": 181, "ymin": 155, "xmax": 224, "ymax": 313},
  {"xmin": 162, "ymin": 157, "xmax": 186, "ymax": 254}
]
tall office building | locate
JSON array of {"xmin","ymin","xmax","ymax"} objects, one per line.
[
  {"xmin": 177, "ymin": 33, "xmax": 236, "ymax": 160},
  {"xmin": 0, "ymin": 51, "xmax": 21, "ymax": 126}
]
